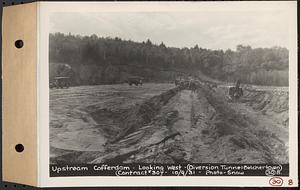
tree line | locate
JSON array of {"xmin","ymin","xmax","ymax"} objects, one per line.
[{"xmin": 49, "ymin": 32, "xmax": 288, "ymax": 86}]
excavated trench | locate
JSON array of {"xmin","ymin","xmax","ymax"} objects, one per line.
[
  {"xmin": 207, "ymin": 85, "xmax": 289, "ymax": 164},
  {"xmin": 51, "ymin": 83, "xmax": 289, "ymax": 164},
  {"xmin": 197, "ymin": 86, "xmax": 283, "ymax": 163},
  {"xmin": 89, "ymin": 87, "xmax": 180, "ymax": 143},
  {"xmin": 114, "ymin": 84, "xmax": 289, "ymax": 164},
  {"xmin": 51, "ymin": 87, "xmax": 180, "ymax": 164}
]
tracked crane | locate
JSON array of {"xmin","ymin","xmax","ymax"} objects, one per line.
[{"xmin": 228, "ymin": 80, "xmax": 243, "ymax": 101}]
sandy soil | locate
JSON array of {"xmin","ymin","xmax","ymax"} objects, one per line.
[
  {"xmin": 50, "ymin": 83, "xmax": 175, "ymax": 161},
  {"xmin": 50, "ymin": 82, "xmax": 289, "ymax": 164}
]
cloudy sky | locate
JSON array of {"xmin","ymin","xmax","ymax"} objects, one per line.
[{"xmin": 50, "ymin": 10, "xmax": 290, "ymax": 50}]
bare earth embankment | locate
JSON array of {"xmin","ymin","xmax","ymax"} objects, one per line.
[{"xmin": 50, "ymin": 83, "xmax": 288, "ymax": 164}]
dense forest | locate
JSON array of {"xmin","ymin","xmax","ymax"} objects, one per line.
[{"xmin": 49, "ymin": 32, "xmax": 288, "ymax": 86}]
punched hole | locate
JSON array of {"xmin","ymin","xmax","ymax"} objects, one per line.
[
  {"xmin": 15, "ymin": 40, "xmax": 24, "ymax": 48},
  {"xmin": 15, "ymin": 144, "xmax": 24, "ymax": 153}
]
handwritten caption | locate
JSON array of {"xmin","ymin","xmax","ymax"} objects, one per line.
[{"xmin": 50, "ymin": 163, "xmax": 288, "ymax": 177}]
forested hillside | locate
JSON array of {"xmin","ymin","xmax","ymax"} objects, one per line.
[{"xmin": 49, "ymin": 33, "xmax": 288, "ymax": 86}]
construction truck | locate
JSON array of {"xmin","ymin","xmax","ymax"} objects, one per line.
[
  {"xmin": 50, "ymin": 77, "xmax": 70, "ymax": 89},
  {"xmin": 127, "ymin": 77, "xmax": 143, "ymax": 86}
]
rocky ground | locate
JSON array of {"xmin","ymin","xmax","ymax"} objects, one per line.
[{"xmin": 50, "ymin": 82, "xmax": 289, "ymax": 164}]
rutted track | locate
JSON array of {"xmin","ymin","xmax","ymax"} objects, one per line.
[{"xmin": 50, "ymin": 83, "xmax": 289, "ymax": 164}]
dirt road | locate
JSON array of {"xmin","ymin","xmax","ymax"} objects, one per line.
[{"xmin": 50, "ymin": 83, "xmax": 288, "ymax": 164}]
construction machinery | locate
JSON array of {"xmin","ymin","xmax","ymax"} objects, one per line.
[
  {"xmin": 127, "ymin": 77, "xmax": 143, "ymax": 86},
  {"xmin": 50, "ymin": 77, "xmax": 70, "ymax": 89},
  {"xmin": 228, "ymin": 80, "xmax": 243, "ymax": 101}
]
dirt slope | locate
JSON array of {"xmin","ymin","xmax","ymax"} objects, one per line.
[
  {"xmin": 50, "ymin": 83, "xmax": 289, "ymax": 164},
  {"xmin": 50, "ymin": 83, "xmax": 175, "ymax": 162}
]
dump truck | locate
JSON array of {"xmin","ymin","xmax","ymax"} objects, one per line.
[
  {"xmin": 50, "ymin": 77, "xmax": 70, "ymax": 89},
  {"xmin": 127, "ymin": 77, "xmax": 143, "ymax": 86}
]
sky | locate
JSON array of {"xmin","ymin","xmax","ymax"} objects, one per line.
[{"xmin": 49, "ymin": 10, "xmax": 290, "ymax": 50}]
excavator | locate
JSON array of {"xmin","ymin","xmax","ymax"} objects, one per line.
[{"xmin": 228, "ymin": 80, "xmax": 243, "ymax": 101}]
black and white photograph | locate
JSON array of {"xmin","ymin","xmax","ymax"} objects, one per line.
[{"xmin": 48, "ymin": 2, "xmax": 293, "ymax": 178}]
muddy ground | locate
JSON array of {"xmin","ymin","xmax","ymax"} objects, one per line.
[{"xmin": 50, "ymin": 83, "xmax": 288, "ymax": 164}]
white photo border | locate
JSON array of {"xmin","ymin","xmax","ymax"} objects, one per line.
[{"xmin": 38, "ymin": 1, "xmax": 298, "ymax": 187}]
